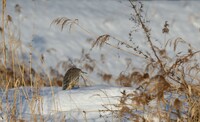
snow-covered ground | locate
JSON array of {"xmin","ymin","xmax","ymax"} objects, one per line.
[
  {"xmin": 0, "ymin": 0, "xmax": 200, "ymax": 121},
  {"xmin": 0, "ymin": 86, "xmax": 136, "ymax": 121}
]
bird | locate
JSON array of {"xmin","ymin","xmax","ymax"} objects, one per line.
[{"xmin": 62, "ymin": 67, "xmax": 86, "ymax": 90}]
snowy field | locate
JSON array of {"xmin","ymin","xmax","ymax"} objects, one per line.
[
  {"xmin": 0, "ymin": 0, "xmax": 200, "ymax": 121},
  {"xmin": 0, "ymin": 86, "xmax": 137, "ymax": 121}
]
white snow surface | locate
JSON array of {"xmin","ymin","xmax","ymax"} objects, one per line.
[
  {"xmin": 0, "ymin": 0, "xmax": 200, "ymax": 121},
  {"xmin": 0, "ymin": 86, "xmax": 136, "ymax": 121}
]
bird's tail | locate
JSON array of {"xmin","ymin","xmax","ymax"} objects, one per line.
[{"xmin": 62, "ymin": 80, "xmax": 70, "ymax": 90}]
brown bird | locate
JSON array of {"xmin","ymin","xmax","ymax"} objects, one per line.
[{"xmin": 62, "ymin": 67, "xmax": 86, "ymax": 90}]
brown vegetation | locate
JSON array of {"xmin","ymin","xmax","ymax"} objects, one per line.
[{"xmin": 1, "ymin": 0, "xmax": 200, "ymax": 121}]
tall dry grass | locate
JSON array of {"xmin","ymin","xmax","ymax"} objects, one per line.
[{"xmin": 0, "ymin": 1, "xmax": 66, "ymax": 121}]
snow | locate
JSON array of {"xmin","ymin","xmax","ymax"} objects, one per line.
[
  {"xmin": 0, "ymin": 86, "xmax": 135, "ymax": 121},
  {"xmin": 0, "ymin": 0, "xmax": 200, "ymax": 121}
]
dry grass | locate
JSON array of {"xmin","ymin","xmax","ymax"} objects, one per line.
[
  {"xmin": 109, "ymin": 1, "xmax": 200, "ymax": 121},
  {"xmin": 51, "ymin": 17, "xmax": 78, "ymax": 32},
  {"xmin": 91, "ymin": 34, "xmax": 110, "ymax": 49},
  {"xmin": 1, "ymin": 0, "xmax": 200, "ymax": 121},
  {"xmin": 0, "ymin": 1, "xmax": 62, "ymax": 121}
]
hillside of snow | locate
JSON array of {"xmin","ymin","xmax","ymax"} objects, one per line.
[{"xmin": 3, "ymin": 0, "xmax": 200, "ymax": 82}]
